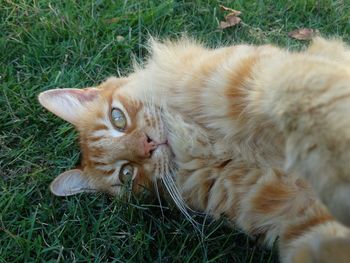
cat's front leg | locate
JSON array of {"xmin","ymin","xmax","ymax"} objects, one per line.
[{"xmin": 177, "ymin": 162, "xmax": 350, "ymax": 263}]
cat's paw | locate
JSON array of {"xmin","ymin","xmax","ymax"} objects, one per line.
[{"xmin": 292, "ymin": 237, "xmax": 350, "ymax": 263}]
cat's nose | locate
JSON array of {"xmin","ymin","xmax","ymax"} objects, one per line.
[{"xmin": 140, "ymin": 134, "xmax": 157, "ymax": 158}]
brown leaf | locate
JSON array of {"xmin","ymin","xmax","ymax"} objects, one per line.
[
  {"xmin": 288, "ymin": 28, "xmax": 319, "ymax": 40},
  {"xmin": 219, "ymin": 5, "xmax": 242, "ymax": 29},
  {"xmin": 219, "ymin": 14, "xmax": 241, "ymax": 29},
  {"xmin": 219, "ymin": 5, "xmax": 241, "ymax": 16},
  {"xmin": 105, "ymin": 17, "xmax": 120, "ymax": 24}
]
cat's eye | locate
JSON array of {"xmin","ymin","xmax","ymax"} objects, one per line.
[
  {"xmin": 119, "ymin": 164, "xmax": 135, "ymax": 184},
  {"xmin": 111, "ymin": 108, "xmax": 127, "ymax": 131}
]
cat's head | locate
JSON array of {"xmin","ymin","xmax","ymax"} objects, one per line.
[{"xmin": 38, "ymin": 77, "xmax": 172, "ymax": 197}]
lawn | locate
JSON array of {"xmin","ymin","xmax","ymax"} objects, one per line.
[{"xmin": 1, "ymin": 0, "xmax": 350, "ymax": 262}]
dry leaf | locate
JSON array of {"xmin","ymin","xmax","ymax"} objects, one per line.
[
  {"xmin": 220, "ymin": 15, "xmax": 241, "ymax": 29},
  {"xmin": 219, "ymin": 5, "xmax": 242, "ymax": 29},
  {"xmin": 219, "ymin": 5, "xmax": 241, "ymax": 16},
  {"xmin": 105, "ymin": 17, "xmax": 119, "ymax": 24},
  {"xmin": 288, "ymin": 28, "xmax": 319, "ymax": 40}
]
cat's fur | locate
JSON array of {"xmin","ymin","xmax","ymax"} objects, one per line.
[{"xmin": 39, "ymin": 37, "xmax": 350, "ymax": 262}]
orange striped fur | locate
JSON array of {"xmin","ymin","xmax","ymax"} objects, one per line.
[{"xmin": 39, "ymin": 37, "xmax": 350, "ymax": 262}]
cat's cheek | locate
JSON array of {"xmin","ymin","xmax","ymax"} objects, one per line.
[{"xmin": 142, "ymin": 162, "xmax": 155, "ymax": 176}]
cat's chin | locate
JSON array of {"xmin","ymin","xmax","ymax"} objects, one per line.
[{"xmin": 150, "ymin": 143, "xmax": 176, "ymax": 178}]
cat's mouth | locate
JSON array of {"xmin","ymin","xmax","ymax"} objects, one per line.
[
  {"xmin": 157, "ymin": 140, "xmax": 168, "ymax": 147},
  {"xmin": 149, "ymin": 140, "xmax": 169, "ymax": 157}
]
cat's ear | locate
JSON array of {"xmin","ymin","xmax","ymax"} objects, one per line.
[
  {"xmin": 38, "ymin": 88, "xmax": 99, "ymax": 126},
  {"xmin": 50, "ymin": 169, "xmax": 96, "ymax": 196}
]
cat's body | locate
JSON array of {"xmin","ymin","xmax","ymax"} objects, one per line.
[{"xmin": 39, "ymin": 37, "xmax": 350, "ymax": 262}]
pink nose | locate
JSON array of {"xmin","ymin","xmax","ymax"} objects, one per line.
[{"xmin": 140, "ymin": 134, "xmax": 157, "ymax": 157}]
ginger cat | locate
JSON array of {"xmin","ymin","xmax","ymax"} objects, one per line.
[{"xmin": 39, "ymin": 37, "xmax": 350, "ymax": 262}]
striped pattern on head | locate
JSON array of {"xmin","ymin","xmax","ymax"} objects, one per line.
[{"xmin": 39, "ymin": 77, "xmax": 172, "ymax": 196}]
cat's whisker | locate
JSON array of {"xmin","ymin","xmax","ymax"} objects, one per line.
[{"xmin": 160, "ymin": 158, "xmax": 201, "ymax": 231}]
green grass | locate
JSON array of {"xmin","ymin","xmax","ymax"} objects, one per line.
[{"xmin": 1, "ymin": 0, "xmax": 350, "ymax": 262}]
